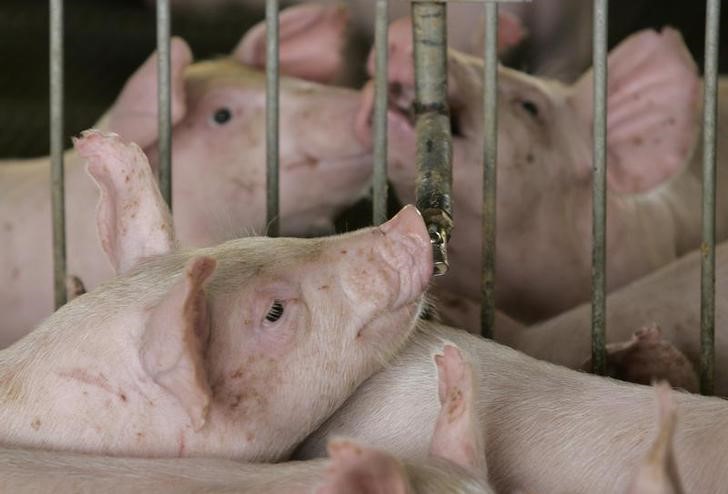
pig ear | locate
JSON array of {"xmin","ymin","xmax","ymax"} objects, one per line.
[
  {"xmin": 107, "ymin": 37, "xmax": 192, "ymax": 149},
  {"xmin": 431, "ymin": 344, "xmax": 487, "ymax": 477},
  {"xmin": 469, "ymin": 10, "xmax": 527, "ymax": 56},
  {"xmin": 141, "ymin": 256, "xmax": 216, "ymax": 432},
  {"xmin": 75, "ymin": 130, "xmax": 176, "ymax": 275},
  {"xmin": 626, "ymin": 382, "xmax": 684, "ymax": 494},
  {"xmin": 316, "ymin": 439, "xmax": 411, "ymax": 494},
  {"xmin": 232, "ymin": 4, "xmax": 348, "ymax": 83},
  {"xmin": 571, "ymin": 28, "xmax": 700, "ymax": 194}
]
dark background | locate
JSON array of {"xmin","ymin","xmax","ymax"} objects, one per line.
[{"xmin": 0, "ymin": 0, "xmax": 726, "ymax": 159}]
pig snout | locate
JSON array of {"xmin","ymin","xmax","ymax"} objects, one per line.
[
  {"xmin": 378, "ymin": 205, "xmax": 433, "ymax": 308},
  {"xmin": 336, "ymin": 205, "xmax": 432, "ymax": 314}
]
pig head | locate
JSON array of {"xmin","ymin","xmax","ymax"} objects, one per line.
[
  {"xmin": 0, "ymin": 131, "xmax": 431, "ymax": 461},
  {"xmin": 109, "ymin": 4, "xmax": 371, "ymax": 241},
  {"xmin": 358, "ymin": 20, "xmax": 708, "ymax": 328}
]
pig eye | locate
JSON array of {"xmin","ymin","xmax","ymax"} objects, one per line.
[
  {"xmin": 520, "ymin": 99, "xmax": 539, "ymax": 118},
  {"xmin": 265, "ymin": 300, "xmax": 285, "ymax": 323},
  {"xmin": 212, "ymin": 108, "xmax": 232, "ymax": 125}
]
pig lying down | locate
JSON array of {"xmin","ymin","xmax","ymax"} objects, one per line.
[
  {"xmin": 0, "ymin": 344, "xmax": 492, "ymax": 494},
  {"xmin": 506, "ymin": 240, "xmax": 728, "ymax": 396},
  {"xmin": 360, "ymin": 19, "xmax": 727, "ymax": 328},
  {"xmin": 0, "ymin": 131, "xmax": 432, "ymax": 461},
  {"xmin": 296, "ymin": 321, "xmax": 728, "ymax": 493},
  {"xmin": 0, "ymin": 4, "xmax": 372, "ymax": 347}
]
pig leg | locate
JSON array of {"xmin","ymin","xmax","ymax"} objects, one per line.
[
  {"xmin": 431, "ymin": 344, "xmax": 488, "ymax": 480},
  {"xmin": 74, "ymin": 130, "xmax": 176, "ymax": 275},
  {"xmin": 626, "ymin": 382, "xmax": 685, "ymax": 494}
]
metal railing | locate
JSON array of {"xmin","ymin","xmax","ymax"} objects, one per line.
[{"xmin": 47, "ymin": 0, "xmax": 721, "ymax": 394}]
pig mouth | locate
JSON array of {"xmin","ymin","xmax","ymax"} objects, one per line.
[
  {"xmin": 355, "ymin": 80, "xmax": 462, "ymax": 150},
  {"xmin": 355, "ymin": 80, "xmax": 416, "ymax": 149}
]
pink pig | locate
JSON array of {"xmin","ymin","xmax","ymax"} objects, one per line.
[
  {"xmin": 0, "ymin": 345, "xmax": 491, "ymax": 493},
  {"xmin": 357, "ymin": 19, "xmax": 723, "ymax": 329},
  {"xmin": 0, "ymin": 131, "xmax": 432, "ymax": 461},
  {"xmin": 295, "ymin": 320, "xmax": 728, "ymax": 493},
  {"xmin": 0, "ymin": 4, "xmax": 372, "ymax": 347}
]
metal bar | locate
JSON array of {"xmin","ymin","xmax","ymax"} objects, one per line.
[
  {"xmin": 50, "ymin": 0, "xmax": 67, "ymax": 309},
  {"xmin": 480, "ymin": 2, "xmax": 498, "ymax": 339},
  {"xmin": 590, "ymin": 0, "xmax": 608, "ymax": 375},
  {"xmin": 156, "ymin": 0, "xmax": 172, "ymax": 209},
  {"xmin": 266, "ymin": 0, "xmax": 280, "ymax": 237},
  {"xmin": 412, "ymin": 1, "xmax": 453, "ymax": 276},
  {"xmin": 373, "ymin": 0, "xmax": 389, "ymax": 226},
  {"xmin": 700, "ymin": 0, "xmax": 721, "ymax": 396}
]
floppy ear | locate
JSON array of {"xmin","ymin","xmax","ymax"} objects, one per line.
[
  {"xmin": 316, "ymin": 439, "xmax": 412, "ymax": 494},
  {"xmin": 75, "ymin": 130, "xmax": 176, "ymax": 275},
  {"xmin": 571, "ymin": 28, "xmax": 700, "ymax": 194},
  {"xmin": 140, "ymin": 256, "xmax": 216, "ymax": 431},
  {"xmin": 431, "ymin": 344, "xmax": 488, "ymax": 477},
  {"xmin": 468, "ymin": 9, "xmax": 527, "ymax": 56},
  {"xmin": 107, "ymin": 37, "xmax": 192, "ymax": 149},
  {"xmin": 232, "ymin": 4, "xmax": 348, "ymax": 83}
]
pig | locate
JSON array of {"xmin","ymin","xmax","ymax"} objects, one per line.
[
  {"xmin": 499, "ymin": 240, "xmax": 728, "ymax": 396},
  {"xmin": 0, "ymin": 130, "xmax": 432, "ymax": 460},
  {"xmin": 0, "ymin": 344, "xmax": 492, "ymax": 494},
  {"xmin": 0, "ymin": 4, "xmax": 372, "ymax": 347},
  {"xmin": 357, "ymin": 19, "xmax": 727, "ymax": 328},
  {"xmin": 580, "ymin": 324, "xmax": 699, "ymax": 393},
  {"xmin": 295, "ymin": 321, "xmax": 728, "ymax": 493},
  {"xmin": 626, "ymin": 382, "xmax": 685, "ymax": 494}
]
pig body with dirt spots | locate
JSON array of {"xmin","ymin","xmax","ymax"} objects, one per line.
[
  {"xmin": 0, "ymin": 344, "xmax": 491, "ymax": 494},
  {"xmin": 0, "ymin": 5, "xmax": 372, "ymax": 347},
  {"xmin": 295, "ymin": 321, "xmax": 728, "ymax": 493},
  {"xmin": 0, "ymin": 131, "xmax": 432, "ymax": 460},
  {"xmin": 359, "ymin": 20, "xmax": 728, "ymax": 328}
]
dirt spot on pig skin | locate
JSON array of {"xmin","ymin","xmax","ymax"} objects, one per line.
[
  {"xmin": 57, "ymin": 369, "xmax": 129, "ymax": 403},
  {"xmin": 178, "ymin": 431, "xmax": 186, "ymax": 457},
  {"xmin": 445, "ymin": 387, "xmax": 465, "ymax": 423},
  {"xmin": 30, "ymin": 418, "xmax": 41, "ymax": 430},
  {"xmin": 10, "ymin": 267, "xmax": 20, "ymax": 280},
  {"xmin": 0, "ymin": 371, "xmax": 25, "ymax": 403}
]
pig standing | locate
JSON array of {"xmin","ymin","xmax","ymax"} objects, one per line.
[
  {"xmin": 501, "ymin": 240, "xmax": 728, "ymax": 396},
  {"xmin": 0, "ymin": 344, "xmax": 492, "ymax": 494},
  {"xmin": 0, "ymin": 4, "xmax": 372, "ymax": 346},
  {"xmin": 627, "ymin": 382, "xmax": 685, "ymax": 494},
  {"xmin": 0, "ymin": 131, "xmax": 432, "ymax": 460},
  {"xmin": 295, "ymin": 321, "xmax": 728, "ymax": 494},
  {"xmin": 358, "ymin": 19, "xmax": 726, "ymax": 327}
]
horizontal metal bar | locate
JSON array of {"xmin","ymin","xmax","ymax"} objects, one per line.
[
  {"xmin": 373, "ymin": 0, "xmax": 389, "ymax": 226},
  {"xmin": 700, "ymin": 0, "xmax": 721, "ymax": 396},
  {"xmin": 590, "ymin": 0, "xmax": 608, "ymax": 376},
  {"xmin": 266, "ymin": 0, "xmax": 280, "ymax": 237},
  {"xmin": 413, "ymin": 1, "xmax": 454, "ymax": 276},
  {"xmin": 157, "ymin": 0, "xmax": 172, "ymax": 210},
  {"xmin": 50, "ymin": 0, "xmax": 67, "ymax": 309},
  {"xmin": 480, "ymin": 1, "xmax": 498, "ymax": 339}
]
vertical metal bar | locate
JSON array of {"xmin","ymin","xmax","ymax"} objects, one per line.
[
  {"xmin": 480, "ymin": 2, "xmax": 498, "ymax": 339},
  {"xmin": 373, "ymin": 0, "xmax": 389, "ymax": 225},
  {"xmin": 50, "ymin": 0, "xmax": 67, "ymax": 309},
  {"xmin": 266, "ymin": 0, "xmax": 280, "ymax": 237},
  {"xmin": 156, "ymin": 0, "xmax": 172, "ymax": 209},
  {"xmin": 591, "ymin": 0, "xmax": 608, "ymax": 375},
  {"xmin": 412, "ymin": 1, "xmax": 453, "ymax": 276},
  {"xmin": 700, "ymin": 0, "xmax": 721, "ymax": 396}
]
